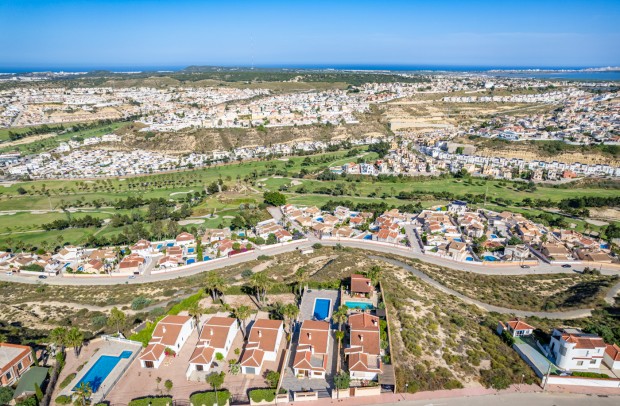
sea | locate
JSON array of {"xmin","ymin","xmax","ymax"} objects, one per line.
[{"xmin": 1, "ymin": 64, "xmax": 620, "ymax": 81}]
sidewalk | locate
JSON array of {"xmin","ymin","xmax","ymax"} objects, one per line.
[{"xmin": 284, "ymin": 383, "xmax": 620, "ymax": 406}]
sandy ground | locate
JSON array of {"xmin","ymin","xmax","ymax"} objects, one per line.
[{"xmin": 178, "ymin": 219, "xmax": 205, "ymax": 225}]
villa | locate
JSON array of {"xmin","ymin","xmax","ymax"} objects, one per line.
[
  {"xmin": 187, "ymin": 316, "xmax": 238, "ymax": 375},
  {"xmin": 139, "ymin": 315, "xmax": 194, "ymax": 369},
  {"xmin": 344, "ymin": 313, "xmax": 382, "ymax": 381},
  {"xmin": 549, "ymin": 328, "xmax": 606, "ymax": 370},
  {"xmin": 0, "ymin": 343, "xmax": 34, "ymax": 387},
  {"xmin": 176, "ymin": 232, "xmax": 196, "ymax": 246},
  {"xmin": 292, "ymin": 321, "xmax": 330, "ymax": 379},
  {"xmin": 497, "ymin": 318, "xmax": 535, "ymax": 338},
  {"xmin": 350, "ymin": 274, "xmax": 374, "ymax": 298},
  {"xmin": 240, "ymin": 319, "xmax": 284, "ymax": 375}
]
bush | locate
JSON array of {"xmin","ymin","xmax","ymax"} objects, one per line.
[
  {"xmin": 257, "ymin": 255, "xmax": 271, "ymax": 260},
  {"xmin": 265, "ymin": 370, "xmax": 280, "ymax": 388},
  {"xmin": 55, "ymin": 395, "xmax": 72, "ymax": 405},
  {"xmin": 131, "ymin": 296, "xmax": 152, "ymax": 310},
  {"xmin": 190, "ymin": 390, "xmax": 230, "ymax": 406},
  {"xmin": 572, "ymin": 371, "xmax": 610, "ymax": 379},
  {"xmin": 241, "ymin": 269, "xmax": 254, "ymax": 278},
  {"xmin": 312, "ymin": 243, "xmax": 323, "ymax": 249},
  {"xmin": 249, "ymin": 389, "xmax": 276, "ymax": 403},
  {"xmin": 59, "ymin": 372, "xmax": 76, "ymax": 389},
  {"xmin": 0, "ymin": 387, "xmax": 15, "ymax": 405},
  {"xmin": 127, "ymin": 396, "xmax": 173, "ymax": 406}
]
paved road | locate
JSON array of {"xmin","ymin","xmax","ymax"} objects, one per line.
[
  {"xmin": 1, "ymin": 236, "xmax": 619, "ymax": 287},
  {"xmin": 395, "ymin": 392, "xmax": 619, "ymax": 406}
]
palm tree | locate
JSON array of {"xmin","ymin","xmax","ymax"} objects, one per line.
[
  {"xmin": 74, "ymin": 382, "xmax": 92, "ymax": 406},
  {"xmin": 0, "ymin": 333, "xmax": 7, "ymax": 342},
  {"xmin": 187, "ymin": 302, "xmax": 204, "ymax": 336},
  {"xmin": 206, "ymin": 371, "xmax": 225, "ymax": 403},
  {"xmin": 230, "ymin": 305, "xmax": 251, "ymax": 338},
  {"xmin": 335, "ymin": 330, "xmax": 345, "ymax": 344},
  {"xmin": 332, "ymin": 307, "xmax": 348, "ymax": 332},
  {"xmin": 107, "ymin": 307, "xmax": 126, "ymax": 334},
  {"xmin": 205, "ymin": 273, "xmax": 228, "ymax": 303},
  {"xmin": 281, "ymin": 304, "xmax": 299, "ymax": 334},
  {"xmin": 294, "ymin": 267, "xmax": 307, "ymax": 297},
  {"xmin": 366, "ymin": 265, "xmax": 382, "ymax": 285},
  {"xmin": 249, "ymin": 271, "xmax": 271, "ymax": 304},
  {"xmin": 66, "ymin": 327, "xmax": 84, "ymax": 357},
  {"xmin": 49, "ymin": 327, "xmax": 68, "ymax": 354}
]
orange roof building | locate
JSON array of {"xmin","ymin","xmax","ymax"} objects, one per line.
[
  {"xmin": 139, "ymin": 315, "xmax": 194, "ymax": 369},
  {"xmin": 240, "ymin": 319, "xmax": 284, "ymax": 375}
]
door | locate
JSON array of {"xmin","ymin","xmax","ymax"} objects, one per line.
[
  {"xmin": 245, "ymin": 367, "xmax": 256, "ymax": 375},
  {"xmin": 196, "ymin": 364, "xmax": 203, "ymax": 371},
  {"xmin": 144, "ymin": 361, "xmax": 154, "ymax": 368}
]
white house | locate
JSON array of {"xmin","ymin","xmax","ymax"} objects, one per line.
[
  {"xmin": 496, "ymin": 318, "xmax": 535, "ymax": 338},
  {"xmin": 130, "ymin": 239, "xmax": 156, "ymax": 256},
  {"xmin": 603, "ymin": 344, "xmax": 620, "ymax": 370},
  {"xmin": 139, "ymin": 315, "xmax": 194, "ymax": 369},
  {"xmin": 292, "ymin": 321, "xmax": 330, "ymax": 379},
  {"xmin": 448, "ymin": 200, "xmax": 467, "ymax": 216},
  {"xmin": 187, "ymin": 317, "xmax": 239, "ymax": 374},
  {"xmin": 344, "ymin": 313, "xmax": 382, "ymax": 381},
  {"xmin": 240, "ymin": 319, "xmax": 284, "ymax": 375},
  {"xmin": 549, "ymin": 328, "xmax": 607, "ymax": 370},
  {"xmin": 175, "ymin": 232, "xmax": 196, "ymax": 246}
]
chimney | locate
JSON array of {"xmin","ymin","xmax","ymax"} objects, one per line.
[
  {"xmin": 360, "ymin": 334, "xmax": 364, "ymax": 342},
  {"xmin": 308, "ymin": 332, "xmax": 312, "ymax": 340},
  {"xmin": 372, "ymin": 319, "xmax": 377, "ymax": 327},
  {"xmin": 210, "ymin": 328, "xmax": 214, "ymax": 336},
  {"xmin": 163, "ymin": 326, "xmax": 166, "ymax": 334},
  {"xmin": 258, "ymin": 330, "xmax": 262, "ymax": 338}
]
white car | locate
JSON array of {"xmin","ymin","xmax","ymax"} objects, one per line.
[{"xmin": 5, "ymin": 271, "xmax": 13, "ymax": 276}]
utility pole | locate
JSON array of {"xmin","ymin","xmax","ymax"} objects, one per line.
[{"xmin": 543, "ymin": 362, "xmax": 552, "ymax": 391}]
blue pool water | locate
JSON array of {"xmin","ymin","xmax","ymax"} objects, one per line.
[
  {"xmin": 316, "ymin": 217, "xmax": 324, "ymax": 222},
  {"xmin": 490, "ymin": 234, "xmax": 498, "ymax": 239},
  {"xmin": 600, "ymin": 244, "xmax": 609, "ymax": 249},
  {"xmin": 484, "ymin": 255, "xmax": 497, "ymax": 261},
  {"xmin": 74, "ymin": 350, "xmax": 132, "ymax": 393},
  {"xmin": 453, "ymin": 238, "xmax": 462, "ymax": 242},
  {"xmin": 364, "ymin": 235, "xmax": 372, "ymax": 240},
  {"xmin": 238, "ymin": 232, "xmax": 245, "ymax": 237},
  {"xmin": 466, "ymin": 257, "xmax": 474, "ymax": 261},
  {"xmin": 313, "ymin": 298, "xmax": 331, "ymax": 320},
  {"xmin": 345, "ymin": 301, "xmax": 374, "ymax": 310},
  {"xmin": 203, "ymin": 256, "xmax": 211, "ymax": 261},
  {"xmin": 186, "ymin": 258, "xmax": 196, "ymax": 264},
  {"xmin": 166, "ymin": 242, "xmax": 174, "ymax": 247},
  {"xmin": 187, "ymin": 247, "xmax": 195, "ymax": 253},
  {"xmin": 156, "ymin": 244, "xmax": 163, "ymax": 250}
]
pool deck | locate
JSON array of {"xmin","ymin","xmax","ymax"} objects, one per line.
[
  {"xmin": 60, "ymin": 337, "xmax": 142, "ymax": 403},
  {"xmin": 299, "ymin": 288, "xmax": 340, "ymax": 324}
]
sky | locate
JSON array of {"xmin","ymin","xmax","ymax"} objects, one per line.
[{"xmin": 1, "ymin": 0, "xmax": 620, "ymax": 71}]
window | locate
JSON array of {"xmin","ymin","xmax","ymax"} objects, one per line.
[
  {"xmin": 17, "ymin": 362, "xmax": 23, "ymax": 371},
  {"xmin": 5, "ymin": 371, "xmax": 11, "ymax": 380},
  {"xmin": 590, "ymin": 359, "xmax": 597, "ymax": 364},
  {"xmin": 560, "ymin": 346, "xmax": 567, "ymax": 356},
  {"xmin": 577, "ymin": 361, "xmax": 583, "ymax": 366}
]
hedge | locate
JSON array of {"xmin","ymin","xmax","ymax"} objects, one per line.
[
  {"xmin": 249, "ymin": 389, "xmax": 276, "ymax": 403},
  {"xmin": 55, "ymin": 395, "xmax": 71, "ymax": 405},
  {"xmin": 190, "ymin": 390, "xmax": 230, "ymax": 406},
  {"xmin": 572, "ymin": 371, "xmax": 610, "ymax": 379},
  {"xmin": 58, "ymin": 373, "xmax": 76, "ymax": 389},
  {"xmin": 128, "ymin": 396, "xmax": 173, "ymax": 406}
]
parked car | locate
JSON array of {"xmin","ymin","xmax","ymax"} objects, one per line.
[
  {"xmin": 520, "ymin": 265, "xmax": 530, "ymax": 269},
  {"xmin": 38, "ymin": 275, "xmax": 47, "ymax": 279},
  {"xmin": 128, "ymin": 275, "xmax": 136, "ymax": 279},
  {"xmin": 561, "ymin": 264, "xmax": 571, "ymax": 268},
  {"xmin": 5, "ymin": 271, "xmax": 13, "ymax": 276}
]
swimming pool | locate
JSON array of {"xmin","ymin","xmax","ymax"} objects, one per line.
[
  {"xmin": 484, "ymin": 255, "xmax": 497, "ymax": 261},
  {"xmin": 187, "ymin": 247, "xmax": 195, "ymax": 253},
  {"xmin": 74, "ymin": 350, "xmax": 132, "ymax": 393},
  {"xmin": 203, "ymin": 256, "xmax": 211, "ymax": 261},
  {"xmin": 453, "ymin": 238, "xmax": 463, "ymax": 242},
  {"xmin": 313, "ymin": 298, "xmax": 331, "ymax": 320},
  {"xmin": 186, "ymin": 258, "xmax": 195, "ymax": 265},
  {"xmin": 166, "ymin": 242, "xmax": 174, "ymax": 247},
  {"xmin": 363, "ymin": 234, "xmax": 372, "ymax": 240},
  {"xmin": 490, "ymin": 234, "xmax": 498, "ymax": 239},
  {"xmin": 345, "ymin": 301, "xmax": 374, "ymax": 310}
]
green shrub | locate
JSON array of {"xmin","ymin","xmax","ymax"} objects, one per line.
[
  {"xmin": 127, "ymin": 396, "xmax": 173, "ymax": 406},
  {"xmin": 131, "ymin": 296, "xmax": 152, "ymax": 310},
  {"xmin": 249, "ymin": 389, "xmax": 276, "ymax": 403},
  {"xmin": 55, "ymin": 395, "xmax": 71, "ymax": 405},
  {"xmin": 572, "ymin": 371, "xmax": 610, "ymax": 379},
  {"xmin": 189, "ymin": 390, "xmax": 230, "ymax": 406},
  {"xmin": 59, "ymin": 372, "xmax": 76, "ymax": 389}
]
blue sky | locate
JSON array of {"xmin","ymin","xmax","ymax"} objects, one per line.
[{"xmin": 1, "ymin": 0, "xmax": 619, "ymax": 70}]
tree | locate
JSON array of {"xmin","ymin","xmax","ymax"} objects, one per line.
[
  {"xmin": 335, "ymin": 330, "xmax": 345, "ymax": 343},
  {"xmin": 73, "ymin": 382, "xmax": 92, "ymax": 406},
  {"xmin": 187, "ymin": 301, "xmax": 204, "ymax": 336},
  {"xmin": 49, "ymin": 327, "xmax": 68, "ymax": 353},
  {"xmin": 294, "ymin": 267, "xmax": 307, "ymax": 297},
  {"xmin": 164, "ymin": 379, "xmax": 173, "ymax": 393},
  {"xmin": 206, "ymin": 371, "xmax": 225, "ymax": 399},
  {"xmin": 366, "ymin": 265, "xmax": 382, "ymax": 284},
  {"xmin": 265, "ymin": 370, "xmax": 280, "ymax": 388},
  {"xmin": 281, "ymin": 304, "xmax": 299, "ymax": 334},
  {"xmin": 231, "ymin": 305, "xmax": 251, "ymax": 338},
  {"xmin": 107, "ymin": 307, "xmax": 126, "ymax": 334},
  {"xmin": 263, "ymin": 191, "xmax": 286, "ymax": 207},
  {"xmin": 249, "ymin": 271, "xmax": 271, "ymax": 304},
  {"xmin": 205, "ymin": 272, "xmax": 228, "ymax": 302},
  {"xmin": 334, "ymin": 371, "xmax": 350, "ymax": 393},
  {"xmin": 0, "ymin": 387, "xmax": 14, "ymax": 405},
  {"xmin": 66, "ymin": 327, "xmax": 84, "ymax": 357},
  {"xmin": 332, "ymin": 306, "xmax": 348, "ymax": 332}
]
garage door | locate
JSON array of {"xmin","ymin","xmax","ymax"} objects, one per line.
[{"xmin": 245, "ymin": 367, "xmax": 256, "ymax": 375}]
